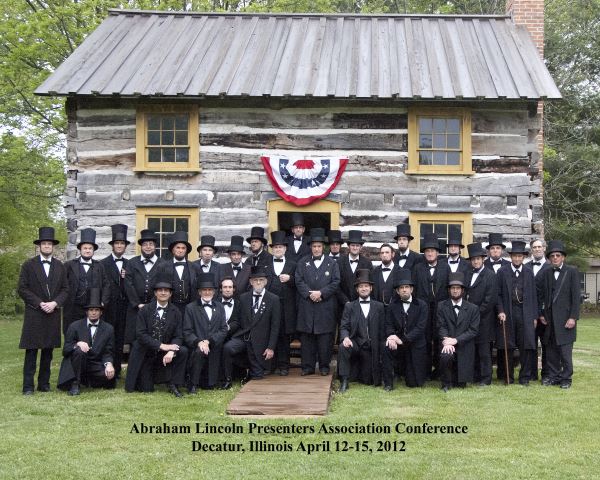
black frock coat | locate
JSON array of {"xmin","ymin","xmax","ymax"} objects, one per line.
[
  {"xmin": 100, "ymin": 255, "xmax": 129, "ymax": 331},
  {"xmin": 537, "ymin": 264, "xmax": 580, "ymax": 346},
  {"xmin": 57, "ymin": 318, "xmax": 114, "ymax": 388},
  {"xmin": 183, "ymin": 300, "xmax": 228, "ymax": 386},
  {"xmin": 372, "ymin": 263, "xmax": 397, "ymax": 306},
  {"xmin": 394, "ymin": 250, "xmax": 422, "ymax": 271},
  {"xmin": 496, "ymin": 265, "xmax": 538, "ymax": 350},
  {"xmin": 465, "ymin": 267, "xmax": 498, "ymax": 344},
  {"xmin": 125, "ymin": 300, "xmax": 186, "ymax": 391},
  {"xmin": 229, "ymin": 290, "xmax": 281, "ymax": 371},
  {"xmin": 266, "ymin": 258, "xmax": 297, "ymax": 335},
  {"xmin": 220, "ymin": 262, "xmax": 251, "ymax": 295},
  {"xmin": 18, "ymin": 256, "xmax": 69, "ymax": 349},
  {"xmin": 244, "ymin": 250, "xmax": 273, "ymax": 269},
  {"xmin": 295, "ymin": 256, "xmax": 341, "ymax": 334},
  {"xmin": 337, "ymin": 254, "xmax": 373, "ymax": 305},
  {"xmin": 437, "ymin": 299, "xmax": 480, "ymax": 383},
  {"xmin": 285, "ymin": 235, "xmax": 311, "ymax": 263}
]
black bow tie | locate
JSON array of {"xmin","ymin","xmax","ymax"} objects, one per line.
[
  {"xmin": 222, "ymin": 301, "xmax": 232, "ymax": 307},
  {"xmin": 143, "ymin": 258, "xmax": 153, "ymax": 265},
  {"xmin": 89, "ymin": 322, "xmax": 99, "ymax": 327},
  {"xmin": 402, "ymin": 300, "xmax": 411, "ymax": 305},
  {"xmin": 472, "ymin": 268, "xmax": 482, "ymax": 274},
  {"xmin": 156, "ymin": 306, "xmax": 165, "ymax": 312},
  {"xmin": 41, "ymin": 260, "xmax": 51, "ymax": 265},
  {"xmin": 349, "ymin": 259, "xmax": 359, "ymax": 264},
  {"xmin": 312, "ymin": 256, "xmax": 322, "ymax": 262},
  {"xmin": 553, "ymin": 267, "xmax": 561, "ymax": 272},
  {"xmin": 428, "ymin": 264, "xmax": 436, "ymax": 268},
  {"xmin": 359, "ymin": 300, "xmax": 370, "ymax": 304},
  {"xmin": 232, "ymin": 265, "xmax": 241, "ymax": 271},
  {"xmin": 449, "ymin": 260, "xmax": 459, "ymax": 264},
  {"xmin": 114, "ymin": 258, "xmax": 123, "ymax": 263},
  {"xmin": 381, "ymin": 267, "xmax": 391, "ymax": 272},
  {"xmin": 453, "ymin": 304, "xmax": 461, "ymax": 311},
  {"xmin": 491, "ymin": 260, "xmax": 502, "ymax": 265},
  {"xmin": 201, "ymin": 264, "xmax": 210, "ymax": 269},
  {"xmin": 330, "ymin": 254, "xmax": 339, "ymax": 258},
  {"xmin": 274, "ymin": 258, "xmax": 284, "ymax": 262},
  {"xmin": 294, "ymin": 237, "xmax": 303, "ymax": 241},
  {"xmin": 203, "ymin": 302, "xmax": 213, "ymax": 308},
  {"xmin": 80, "ymin": 260, "xmax": 92, "ymax": 265},
  {"xmin": 531, "ymin": 262, "xmax": 541, "ymax": 266},
  {"xmin": 174, "ymin": 261, "xmax": 186, "ymax": 266},
  {"xmin": 397, "ymin": 255, "xmax": 408, "ymax": 260}
]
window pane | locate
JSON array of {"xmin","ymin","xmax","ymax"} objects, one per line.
[
  {"xmin": 419, "ymin": 151, "xmax": 432, "ymax": 165},
  {"xmin": 448, "ymin": 224, "xmax": 462, "ymax": 238},
  {"xmin": 148, "ymin": 148, "xmax": 161, "ymax": 162},
  {"xmin": 432, "ymin": 151, "xmax": 446, "ymax": 165},
  {"xmin": 147, "ymin": 116, "xmax": 160, "ymax": 130},
  {"xmin": 175, "ymin": 218, "xmax": 189, "ymax": 231},
  {"xmin": 162, "ymin": 130, "xmax": 174, "ymax": 145},
  {"xmin": 446, "ymin": 134, "xmax": 460, "ymax": 149},
  {"xmin": 175, "ymin": 148, "xmax": 189, "ymax": 162},
  {"xmin": 162, "ymin": 148, "xmax": 175, "ymax": 162},
  {"xmin": 419, "ymin": 134, "xmax": 432, "ymax": 148},
  {"xmin": 162, "ymin": 217, "xmax": 174, "ymax": 232},
  {"xmin": 447, "ymin": 151, "xmax": 460, "ymax": 165},
  {"xmin": 433, "ymin": 118, "xmax": 446, "ymax": 132},
  {"xmin": 161, "ymin": 116, "xmax": 174, "ymax": 130},
  {"xmin": 420, "ymin": 223, "xmax": 433, "ymax": 237},
  {"xmin": 419, "ymin": 118, "xmax": 433, "ymax": 133},
  {"xmin": 447, "ymin": 118, "xmax": 460, "ymax": 133},
  {"xmin": 147, "ymin": 130, "xmax": 160, "ymax": 145},
  {"xmin": 175, "ymin": 131, "xmax": 188, "ymax": 145},
  {"xmin": 147, "ymin": 217, "xmax": 160, "ymax": 231},
  {"xmin": 433, "ymin": 134, "xmax": 446, "ymax": 148},
  {"xmin": 175, "ymin": 115, "xmax": 188, "ymax": 130},
  {"xmin": 434, "ymin": 223, "xmax": 447, "ymax": 239}
]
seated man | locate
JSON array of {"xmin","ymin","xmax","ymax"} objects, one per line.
[
  {"xmin": 382, "ymin": 268, "xmax": 428, "ymax": 390},
  {"xmin": 125, "ymin": 276, "xmax": 188, "ymax": 397},
  {"xmin": 183, "ymin": 272, "xmax": 228, "ymax": 392},
  {"xmin": 57, "ymin": 288, "xmax": 115, "ymax": 395},
  {"xmin": 438, "ymin": 272, "xmax": 480, "ymax": 392},
  {"xmin": 338, "ymin": 269, "xmax": 385, "ymax": 393},
  {"xmin": 222, "ymin": 266, "xmax": 280, "ymax": 388}
]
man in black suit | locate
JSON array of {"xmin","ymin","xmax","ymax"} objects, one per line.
[
  {"xmin": 160, "ymin": 231, "xmax": 198, "ymax": 317},
  {"xmin": 193, "ymin": 235, "xmax": 221, "ymax": 281},
  {"xmin": 125, "ymin": 277, "xmax": 188, "ymax": 397},
  {"xmin": 484, "ymin": 233, "xmax": 510, "ymax": 273},
  {"xmin": 412, "ymin": 232, "xmax": 450, "ymax": 378},
  {"xmin": 64, "ymin": 228, "xmax": 110, "ymax": 335},
  {"xmin": 219, "ymin": 276, "xmax": 241, "ymax": 333},
  {"xmin": 18, "ymin": 227, "xmax": 69, "ymax": 395},
  {"xmin": 496, "ymin": 241, "xmax": 539, "ymax": 385},
  {"xmin": 295, "ymin": 228, "xmax": 341, "ymax": 376},
  {"xmin": 244, "ymin": 226, "xmax": 272, "ymax": 268},
  {"xmin": 267, "ymin": 230, "xmax": 297, "ymax": 376},
  {"xmin": 382, "ymin": 268, "xmax": 428, "ymax": 390},
  {"xmin": 184, "ymin": 272, "xmax": 228, "ymax": 392},
  {"xmin": 338, "ymin": 230, "xmax": 373, "ymax": 306},
  {"xmin": 222, "ymin": 266, "xmax": 280, "ymax": 387},
  {"xmin": 285, "ymin": 212, "xmax": 311, "ymax": 262},
  {"xmin": 123, "ymin": 229, "xmax": 167, "ymax": 346},
  {"xmin": 100, "ymin": 224, "xmax": 130, "ymax": 379},
  {"xmin": 394, "ymin": 223, "xmax": 420, "ymax": 271},
  {"xmin": 438, "ymin": 272, "xmax": 480, "ymax": 392},
  {"xmin": 465, "ymin": 242, "xmax": 498, "ymax": 386},
  {"xmin": 57, "ymin": 289, "xmax": 115, "ymax": 395},
  {"xmin": 537, "ymin": 241, "xmax": 580, "ymax": 388},
  {"xmin": 327, "ymin": 230, "xmax": 343, "ymax": 261},
  {"xmin": 446, "ymin": 231, "xmax": 470, "ymax": 274},
  {"xmin": 372, "ymin": 243, "xmax": 397, "ymax": 306},
  {"xmin": 338, "ymin": 269, "xmax": 385, "ymax": 392},
  {"xmin": 220, "ymin": 235, "xmax": 251, "ymax": 294}
]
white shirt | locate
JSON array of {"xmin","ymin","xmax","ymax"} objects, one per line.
[
  {"xmin": 294, "ymin": 237, "xmax": 302, "ymax": 253},
  {"xmin": 349, "ymin": 255, "xmax": 360, "ymax": 273},
  {"xmin": 448, "ymin": 256, "xmax": 460, "ymax": 273},
  {"xmin": 470, "ymin": 267, "xmax": 483, "ymax": 286},
  {"xmin": 112, "ymin": 254, "xmax": 124, "ymax": 274},
  {"xmin": 403, "ymin": 295, "xmax": 413, "ymax": 314},
  {"xmin": 359, "ymin": 297, "xmax": 371, "ymax": 317},
  {"xmin": 202, "ymin": 300, "xmax": 213, "ymax": 320},
  {"xmin": 380, "ymin": 262, "xmax": 394, "ymax": 283},
  {"xmin": 397, "ymin": 250, "xmax": 409, "ymax": 268},
  {"xmin": 87, "ymin": 319, "xmax": 99, "ymax": 342},
  {"xmin": 312, "ymin": 256, "xmax": 323, "ymax": 269},
  {"xmin": 273, "ymin": 256, "xmax": 285, "ymax": 276},
  {"xmin": 222, "ymin": 298, "xmax": 234, "ymax": 323},
  {"xmin": 511, "ymin": 264, "xmax": 522, "ymax": 277},
  {"xmin": 80, "ymin": 257, "xmax": 92, "ymax": 273},
  {"xmin": 451, "ymin": 299, "xmax": 463, "ymax": 316},
  {"xmin": 252, "ymin": 290, "xmax": 264, "ymax": 312},
  {"xmin": 156, "ymin": 302, "xmax": 168, "ymax": 319},
  {"xmin": 200, "ymin": 261, "xmax": 212, "ymax": 272},
  {"xmin": 554, "ymin": 262, "xmax": 564, "ymax": 280},
  {"xmin": 141, "ymin": 255, "xmax": 158, "ymax": 272},
  {"xmin": 173, "ymin": 258, "xmax": 186, "ymax": 280},
  {"xmin": 529, "ymin": 257, "xmax": 546, "ymax": 277},
  {"xmin": 40, "ymin": 255, "xmax": 52, "ymax": 277},
  {"xmin": 428, "ymin": 262, "xmax": 437, "ymax": 276}
]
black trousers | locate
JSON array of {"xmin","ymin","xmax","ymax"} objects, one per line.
[
  {"xmin": 106, "ymin": 300, "xmax": 128, "ymax": 377},
  {"xmin": 497, "ymin": 305, "xmax": 534, "ymax": 384},
  {"xmin": 382, "ymin": 346, "xmax": 425, "ymax": 388},
  {"xmin": 223, "ymin": 337, "xmax": 265, "ymax": 379},
  {"xmin": 546, "ymin": 320, "xmax": 574, "ymax": 384},
  {"xmin": 276, "ymin": 331, "xmax": 292, "ymax": 371},
  {"xmin": 188, "ymin": 345, "xmax": 220, "ymax": 388},
  {"xmin": 138, "ymin": 347, "xmax": 189, "ymax": 391},
  {"xmin": 337, "ymin": 341, "xmax": 374, "ymax": 384},
  {"xmin": 69, "ymin": 348, "xmax": 113, "ymax": 389},
  {"xmin": 23, "ymin": 348, "xmax": 53, "ymax": 392},
  {"xmin": 474, "ymin": 342, "xmax": 493, "ymax": 385},
  {"xmin": 300, "ymin": 332, "xmax": 333, "ymax": 373},
  {"xmin": 439, "ymin": 351, "xmax": 460, "ymax": 387},
  {"xmin": 530, "ymin": 322, "xmax": 546, "ymax": 380},
  {"xmin": 425, "ymin": 302, "xmax": 440, "ymax": 377}
]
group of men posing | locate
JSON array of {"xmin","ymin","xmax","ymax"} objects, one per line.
[{"xmin": 18, "ymin": 214, "xmax": 580, "ymax": 397}]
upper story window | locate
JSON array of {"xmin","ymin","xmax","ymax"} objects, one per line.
[
  {"xmin": 407, "ymin": 107, "xmax": 472, "ymax": 175},
  {"xmin": 135, "ymin": 105, "xmax": 199, "ymax": 172}
]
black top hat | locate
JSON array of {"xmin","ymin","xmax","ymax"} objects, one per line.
[
  {"xmin": 328, "ymin": 230, "xmax": 343, "ymax": 244},
  {"xmin": 394, "ymin": 223, "xmax": 414, "ymax": 241},
  {"xmin": 77, "ymin": 228, "xmax": 98, "ymax": 251},
  {"xmin": 109, "ymin": 224, "xmax": 130, "ymax": 245},
  {"xmin": 246, "ymin": 226, "xmax": 268, "ymax": 245},
  {"xmin": 227, "ymin": 235, "xmax": 245, "ymax": 253},
  {"xmin": 269, "ymin": 230, "xmax": 287, "ymax": 247},
  {"xmin": 509, "ymin": 240, "xmax": 528, "ymax": 255},
  {"xmin": 153, "ymin": 273, "xmax": 173, "ymax": 290},
  {"xmin": 420, "ymin": 232, "xmax": 441, "ymax": 252},
  {"xmin": 486, "ymin": 233, "xmax": 506, "ymax": 249},
  {"xmin": 169, "ymin": 231, "xmax": 192, "ymax": 254},
  {"xmin": 85, "ymin": 288, "xmax": 104, "ymax": 309},
  {"xmin": 354, "ymin": 268, "xmax": 374, "ymax": 286},
  {"xmin": 392, "ymin": 268, "xmax": 414, "ymax": 288},
  {"xmin": 138, "ymin": 229, "xmax": 158, "ymax": 246},
  {"xmin": 546, "ymin": 240, "xmax": 567, "ymax": 258},
  {"xmin": 34, "ymin": 226, "xmax": 59, "ymax": 246},
  {"xmin": 309, "ymin": 228, "xmax": 328, "ymax": 244},
  {"xmin": 448, "ymin": 272, "xmax": 466, "ymax": 288},
  {"xmin": 196, "ymin": 272, "xmax": 217, "ymax": 289},
  {"xmin": 249, "ymin": 265, "xmax": 269, "ymax": 279},
  {"xmin": 197, "ymin": 235, "xmax": 218, "ymax": 253},
  {"xmin": 290, "ymin": 212, "xmax": 305, "ymax": 228},
  {"xmin": 447, "ymin": 231, "xmax": 464, "ymax": 248},
  {"xmin": 346, "ymin": 230, "xmax": 365, "ymax": 245},
  {"xmin": 466, "ymin": 242, "xmax": 487, "ymax": 259}
]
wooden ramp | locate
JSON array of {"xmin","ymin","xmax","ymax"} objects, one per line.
[{"xmin": 227, "ymin": 369, "xmax": 333, "ymax": 417}]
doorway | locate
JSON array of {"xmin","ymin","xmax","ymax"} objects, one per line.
[{"xmin": 267, "ymin": 199, "xmax": 341, "ymax": 236}]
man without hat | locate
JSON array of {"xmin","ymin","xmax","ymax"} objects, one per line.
[{"xmin": 18, "ymin": 227, "xmax": 69, "ymax": 395}]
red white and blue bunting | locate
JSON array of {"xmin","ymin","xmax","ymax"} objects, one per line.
[{"xmin": 261, "ymin": 155, "xmax": 348, "ymax": 206}]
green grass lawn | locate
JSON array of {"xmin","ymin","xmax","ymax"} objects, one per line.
[{"xmin": 1, "ymin": 315, "xmax": 599, "ymax": 480}]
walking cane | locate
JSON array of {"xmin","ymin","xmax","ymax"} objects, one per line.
[{"xmin": 501, "ymin": 317, "xmax": 510, "ymax": 385}]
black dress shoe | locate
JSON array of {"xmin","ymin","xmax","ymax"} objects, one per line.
[
  {"xmin": 320, "ymin": 369, "xmax": 330, "ymax": 376},
  {"xmin": 301, "ymin": 370, "xmax": 315, "ymax": 376},
  {"xmin": 339, "ymin": 378, "xmax": 349, "ymax": 393},
  {"xmin": 188, "ymin": 385, "xmax": 198, "ymax": 395},
  {"xmin": 541, "ymin": 377, "xmax": 554, "ymax": 386},
  {"xmin": 560, "ymin": 382, "xmax": 571, "ymax": 389},
  {"xmin": 441, "ymin": 385, "xmax": 450, "ymax": 393},
  {"xmin": 68, "ymin": 383, "xmax": 80, "ymax": 396},
  {"xmin": 168, "ymin": 384, "xmax": 183, "ymax": 398},
  {"xmin": 222, "ymin": 379, "xmax": 233, "ymax": 390},
  {"xmin": 279, "ymin": 369, "xmax": 289, "ymax": 376},
  {"xmin": 519, "ymin": 380, "xmax": 530, "ymax": 387},
  {"xmin": 383, "ymin": 384, "xmax": 393, "ymax": 392},
  {"xmin": 23, "ymin": 390, "xmax": 34, "ymax": 396},
  {"xmin": 240, "ymin": 375, "xmax": 252, "ymax": 385},
  {"xmin": 37, "ymin": 385, "xmax": 51, "ymax": 392}
]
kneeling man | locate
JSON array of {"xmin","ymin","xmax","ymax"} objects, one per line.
[
  {"xmin": 125, "ymin": 276, "xmax": 188, "ymax": 397},
  {"xmin": 338, "ymin": 269, "xmax": 385, "ymax": 393},
  {"xmin": 57, "ymin": 288, "xmax": 115, "ymax": 395}
]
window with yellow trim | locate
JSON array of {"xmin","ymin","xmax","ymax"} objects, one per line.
[
  {"xmin": 409, "ymin": 212, "xmax": 473, "ymax": 256},
  {"xmin": 407, "ymin": 107, "xmax": 472, "ymax": 175},
  {"xmin": 136, "ymin": 207, "xmax": 200, "ymax": 260},
  {"xmin": 135, "ymin": 105, "xmax": 199, "ymax": 172}
]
